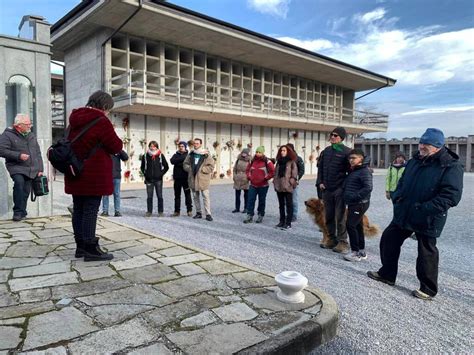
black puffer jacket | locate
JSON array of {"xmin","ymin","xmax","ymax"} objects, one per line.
[
  {"xmin": 0, "ymin": 128, "xmax": 44, "ymax": 178},
  {"xmin": 316, "ymin": 145, "xmax": 351, "ymax": 191},
  {"xmin": 392, "ymin": 147, "xmax": 463, "ymax": 238},
  {"xmin": 140, "ymin": 152, "xmax": 169, "ymax": 183},
  {"xmin": 296, "ymin": 155, "xmax": 305, "ymax": 181},
  {"xmin": 170, "ymin": 151, "xmax": 189, "ymax": 180},
  {"xmin": 343, "ymin": 157, "xmax": 373, "ymax": 205},
  {"xmin": 112, "ymin": 150, "xmax": 129, "ymax": 179}
]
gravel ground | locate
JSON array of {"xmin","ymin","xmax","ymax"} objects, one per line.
[{"xmin": 53, "ymin": 173, "xmax": 473, "ymax": 353}]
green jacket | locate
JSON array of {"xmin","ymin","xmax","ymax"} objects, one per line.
[{"xmin": 385, "ymin": 164, "xmax": 405, "ymax": 192}]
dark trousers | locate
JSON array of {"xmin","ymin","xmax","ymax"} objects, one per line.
[
  {"xmin": 235, "ymin": 189, "xmax": 249, "ymax": 211},
  {"xmin": 322, "ymin": 188, "xmax": 347, "ymax": 242},
  {"xmin": 11, "ymin": 174, "xmax": 33, "ymax": 217},
  {"xmin": 277, "ymin": 191, "xmax": 293, "ymax": 225},
  {"xmin": 247, "ymin": 185, "xmax": 269, "ymax": 216},
  {"xmin": 146, "ymin": 180, "xmax": 164, "ymax": 213},
  {"xmin": 72, "ymin": 195, "xmax": 101, "ymax": 243},
  {"xmin": 378, "ymin": 222, "xmax": 439, "ymax": 297},
  {"xmin": 346, "ymin": 202, "xmax": 370, "ymax": 252},
  {"xmin": 174, "ymin": 178, "xmax": 192, "ymax": 213}
]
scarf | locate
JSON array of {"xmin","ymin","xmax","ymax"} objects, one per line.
[
  {"xmin": 147, "ymin": 149, "xmax": 161, "ymax": 160},
  {"xmin": 331, "ymin": 143, "xmax": 344, "ymax": 152},
  {"xmin": 277, "ymin": 156, "xmax": 290, "ymax": 178}
]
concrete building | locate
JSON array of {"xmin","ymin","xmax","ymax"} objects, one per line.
[
  {"xmin": 51, "ymin": 0, "xmax": 396, "ymax": 182},
  {"xmin": 0, "ymin": 15, "xmax": 53, "ymax": 220},
  {"xmin": 355, "ymin": 136, "xmax": 474, "ymax": 171}
]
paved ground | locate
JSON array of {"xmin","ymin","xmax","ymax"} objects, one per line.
[
  {"xmin": 52, "ymin": 172, "xmax": 473, "ymax": 353},
  {"xmin": 0, "ymin": 217, "xmax": 337, "ymax": 353}
]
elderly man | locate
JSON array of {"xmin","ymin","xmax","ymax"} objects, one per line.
[
  {"xmin": 0, "ymin": 114, "xmax": 43, "ymax": 221},
  {"xmin": 368, "ymin": 128, "xmax": 463, "ymax": 300},
  {"xmin": 316, "ymin": 127, "xmax": 351, "ymax": 253}
]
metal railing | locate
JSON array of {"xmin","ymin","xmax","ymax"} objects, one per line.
[{"xmin": 109, "ymin": 69, "xmax": 388, "ymax": 127}]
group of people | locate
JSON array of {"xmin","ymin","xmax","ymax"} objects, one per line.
[{"xmin": 0, "ymin": 90, "xmax": 464, "ymax": 301}]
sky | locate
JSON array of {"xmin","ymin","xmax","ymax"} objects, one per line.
[{"xmin": 1, "ymin": 0, "xmax": 473, "ymax": 139}]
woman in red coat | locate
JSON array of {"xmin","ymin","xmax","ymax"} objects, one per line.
[{"xmin": 65, "ymin": 91, "xmax": 123, "ymax": 261}]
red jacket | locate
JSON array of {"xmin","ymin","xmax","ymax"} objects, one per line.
[
  {"xmin": 246, "ymin": 155, "xmax": 275, "ymax": 188},
  {"xmin": 64, "ymin": 107, "xmax": 123, "ymax": 196}
]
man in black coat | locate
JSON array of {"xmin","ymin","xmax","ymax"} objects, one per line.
[
  {"xmin": 170, "ymin": 141, "xmax": 193, "ymax": 217},
  {"xmin": 368, "ymin": 128, "xmax": 464, "ymax": 300},
  {"xmin": 316, "ymin": 127, "xmax": 351, "ymax": 253},
  {"xmin": 0, "ymin": 114, "xmax": 43, "ymax": 221},
  {"xmin": 287, "ymin": 143, "xmax": 305, "ymax": 222}
]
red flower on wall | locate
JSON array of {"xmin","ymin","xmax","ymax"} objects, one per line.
[{"xmin": 124, "ymin": 170, "xmax": 131, "ymax": 179}]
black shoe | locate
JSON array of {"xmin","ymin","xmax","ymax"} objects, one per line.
[
  {"xmin": 281, "ymin": 224, "xmax": 292, "ymax": 230},
  {"xmin": 193, "ymin": 213, "xmax": 202, "ymax": 219},
  {"xmin": 243, "ymin": 215, "xmax": 253, "ymax": 224},
  {"xmin": 255, "ymin": 215, "xmax": 264, "ymax": 224},
  {"xmin": 12, "ymin": 214, "xmax": 22, "ymax": 222},
  {"xmin": 205, "ymin": 215, "xmax": 213, "ymax": 221},
  {"xmin": 232, "ymin": 209, "xmax": 240, "ymax": 213},
  {"xmin": 242, "ymin": 209, "xmax": 248, "ymax": 214},
  {"xmin": 74, "ymin": 238, "xmax": 85, "ymax": 258},
  {"xmin": 83, "ymin": 238, "xmax": 114, "ymax": 261},
  {"xmin": 114, "ymin": 211, "xmax": 122, "ymax": 217},
  {"xmin": 275, "ymin": 222, "xmax": 285, "ymax": 228},
  {"xmin": 100, "ymin": 212, "xmax": 109, "ymax": 217},
  {"xmin": 367, "ymin": 271, "xmax": 395, "ymax": 286}
]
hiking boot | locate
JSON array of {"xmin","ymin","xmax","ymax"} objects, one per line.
[
  {"xmin": 255, "ymin": 215, "xmax": 264, "ymax": 224},
  {"xmin": 171, "ymin": 212, "xmax": 180, "ymax": 217},
  {"xmin": 275, "ymin": 221, "xmax": 285, "ymax": 228},
  {"xmin": 343, "ymin": 251, "xmax": 362, "ymax": 262},
  {"xmin": 367, "ymin": 271, "xmax": 395, "ymax": 286},
  {"xmin": 145, "ymin": 212, "xmax": 152, "ymax": 217},
  {"xmin": 114, "ymin": 211, "xmax": 122, "ymax": 217},
  {"xmin": 187, "ymin": 211, "xmax": 193, "ymax": 217},
  {"xmin": 158, "ymin": 212, "xmax": 164, "ymax": 217},
  {"xmin": 74, "ymin": 238, "xmax": 85, "ymax": 258},
  {"xmin": 100, "ymin": 212, "xmax": 109, "ymax": 217},
  {"xmin": 193, "ymin": 213, "xmax": 202, "ymax": 219},
  {"xmin": 320, "ymin": 239, "xmax": 338, "ymax": 249},
  {"xmin": 205, "ymin": 215, "xmax": 213, "ymax": 221},
  {"xmin": 358, "ymin": 250, "xmax": 368, "ymax": 260},
  {"xmin": 281, "ymin": 224, "xmax": 292, "ymax": 230},
  {"xmin": 412, "ymin": 289, "xmax": 433, "ymax": 301},
  {"xmin": 83, "ymin": 238, "xmax": 114, "ymax": 262},
  {"xmin": 232, "ymin": 209, "xmax": 240, "ymax": 213},
  {"xmin": 243, "ymin": 215, "xmax": 253, "ymax": 224},
  {"xmin": 332, "ymin": 241, "xmax": 349, "ymax": 254}
]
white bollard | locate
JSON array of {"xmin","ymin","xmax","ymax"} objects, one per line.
[{"xmin": 275, "ymin": 271, "xmax": 308, "ymax": 304}]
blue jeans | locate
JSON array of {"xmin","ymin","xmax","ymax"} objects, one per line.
[
  {"xmin": 102, "ymin": 179, "xmax": 121, "ymax": 213},
  {"xmin": 292, "ymin": 185, "xmax": 299, "ymax": 218},
  {"xmin": 246, "ymin": 185, "xmax": 269, "ymax": 217}
]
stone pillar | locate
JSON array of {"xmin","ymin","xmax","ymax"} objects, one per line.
[
  {"xmin": 369, "ymin": 144, "xmax": 374, "ymax": 168},
  {"xmin": 384, "ymin": 142, "xmax": 390, "ymax": 168},
  {"xmin": 377, "ymin": 143, "xmax": 381, "ymax": 168},
  {"xmin": 466, "ymin": 136, "xmax": 472, "ymax": 172}
]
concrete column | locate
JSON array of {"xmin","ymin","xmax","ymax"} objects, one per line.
[
  {"xmin": 369, "ymin": 144, "xmax": 374, "ymax": 168},
  {"xmin": 384, "ymin": 142, "xmax": 390, "ymax": 168},
  {"xmin": 409, "ymin": 144, "xmax": 413, "ymax": 157},
  {"xmin": 377, "ymin": 143, "xmax": 381, "ymax": 168},
  {"xmin": 456, "ymin": 143, "xmax": 460, "ymax": 156},
  {"xmin": 466, "ymin": 136, "xmax": 472, "ymax": 172}
]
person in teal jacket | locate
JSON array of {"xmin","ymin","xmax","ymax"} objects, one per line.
[{"xmin": 385, "ymin": 152, "xmax": 406, "ymax": 200}]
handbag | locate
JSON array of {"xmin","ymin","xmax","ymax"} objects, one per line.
[{"xmin": 31, "ymin": 175, "xmax": 49, "ymax": 202}]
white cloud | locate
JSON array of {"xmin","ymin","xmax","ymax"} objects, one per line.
[
  {"xmin": 276, "ymin": 8, "xmax": 474, "ymax": 86},
  {"xmin": 401, "ymin": 105, "xmax": 474, "ymax": 116},
  {"xmin": 247, "ymin": 0, "xmax": 291, "ymax": 18}
]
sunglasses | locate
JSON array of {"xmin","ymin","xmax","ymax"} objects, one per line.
[{"xmin": 330, "ymin": 133, "xmax": 339, "ymax": 138}]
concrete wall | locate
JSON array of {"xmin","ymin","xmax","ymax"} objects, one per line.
[{"xmin": 0, "ymin": 32, "xmax": 53, "ymax": 220}]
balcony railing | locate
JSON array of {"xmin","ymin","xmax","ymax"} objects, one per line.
[{"xmin": 109, "ymin": 70, "xmax": 388, "ymax": 128}]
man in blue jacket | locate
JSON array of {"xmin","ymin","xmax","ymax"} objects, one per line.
[{"xmin": 368, "ymin": 128, "xmax": 464, "ymax": 300}]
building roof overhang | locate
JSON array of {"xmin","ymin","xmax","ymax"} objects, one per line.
[{"xmin": 51, "ymin": 0, "xmax": 396, "ymax": 92}]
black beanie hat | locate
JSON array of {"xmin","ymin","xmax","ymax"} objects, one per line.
[{"xmin": 331, "ymin": 127, "xmax": 346, "ymax": 140}]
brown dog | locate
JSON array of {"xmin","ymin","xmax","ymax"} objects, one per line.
[{"xmin": 304, "ymin": 198, "xmax": 380, "ymax": 246}]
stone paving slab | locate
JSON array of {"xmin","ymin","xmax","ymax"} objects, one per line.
[{"xmin": 0, "ymin": 216, "xmax": 338, "ymax": 353}]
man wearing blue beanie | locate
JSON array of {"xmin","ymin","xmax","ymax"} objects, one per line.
[{"xmin": 368, "ymin": 128, "xmax": 464, "ymax": 300}]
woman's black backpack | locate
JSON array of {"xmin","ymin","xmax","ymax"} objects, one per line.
[{"xmin": 47, "ymin": 117, "xmax": 101, "ymax": 178}]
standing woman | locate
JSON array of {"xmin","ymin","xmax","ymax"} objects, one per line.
[
  {"xmin": 141, "ymin": 141, "xmax": 169, "ymax": 217},
  {"xmin": 232, "ymin": 148, "xmax": 251, "ymax": 213},
  {"xmin": 65, "ymin": 91, "xmax": 123, "ymax": 261},
  {"xmin": 273, "ymin": 145, "xmax": 298, "ymax": 230}
]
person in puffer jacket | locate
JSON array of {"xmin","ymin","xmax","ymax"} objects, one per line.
[
  {"xmin": 232, "ymin": 148, "xmax": 251, "ymax": 213},
  {"xmin": 244, "ymin": 146, "xmax": 275, "ymax": 224},
  {"xmin": 385, "ymin": 152, "xmax": 406, "ymax": 201},
  {"xmin": 342, "ymin": 149, "xmax": 373, "ymax": 262}
]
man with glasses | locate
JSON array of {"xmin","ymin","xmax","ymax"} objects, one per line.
[
  {"xmin": 0, "ymin": 114, "xmax": 43, "ymax": 221},
  {"xmin": 316, "ymin": 126, "xmax": 351, "ymax": 253}
]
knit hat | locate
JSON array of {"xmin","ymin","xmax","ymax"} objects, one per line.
[
  {"xmin": 241, "ymin": 148, "xmax": 250, "ymax": 156},
  {"xmin": 331, "ymin": 127, "xmax": 346, "ymax": 140},
  {"xmin": 178, "ymin": 140, "xmax": 188, "ymax": 149},
  {"xmin": 420, "ymin": 128, "xmax": 445, "ymax": 148},
  {"xmin": 256, "ymin": 146, "xmax": 265, "ymax": 154}
]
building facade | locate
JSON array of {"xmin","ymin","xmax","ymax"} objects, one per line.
[
  {"xmin": 0, "ymin": 15, "xmax": 53, "ymax": 220},
  {"xmin": 51, "ymin": 0, "xmax": 396, "ymax": 182},
  {"xmin": 355, "ymin": 136, "xmax": 474, "ymax": 171}
]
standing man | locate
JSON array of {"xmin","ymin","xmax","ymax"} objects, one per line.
[
  {"xmin": 101, "ymin": 150, "xmax": 129, "ymax": 217},
  {"xmin": 183, "ymin": 138, "xmax": 215, "ymax": 221},
  {"xmin": 170, "ymin": 141, "xmax": 193, "ymax": 217},
  {"xmin": 0, "ymin": 114, "xmax": 43, "ymax": 221},
  {"xmin": 316, "ymin": 127, "xmax": 351, "ymax": 253},
  {"xmin": 287, "ymin": 143, "xmax": 304, "ymax": 222},
  {"xmin": 368, "ymin": 128, "xmax": 463, "ymax": 300}
]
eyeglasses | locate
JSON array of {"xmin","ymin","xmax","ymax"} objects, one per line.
[
  {"xmin": 330, "ymin": 133, "xmax": 339, "ymax": 138},
  {"xmin": 19, "ymin": 123, "xmax": 33, "ymax": 127}
]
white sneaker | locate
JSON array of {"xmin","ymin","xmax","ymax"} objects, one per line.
[
  {"xmin": 344, "ymin": 251, "xmax": 362, "ymax": 262},
  {"xmin": 358, "ymin": 250, "xmax": 368, "ymax": 260}
]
